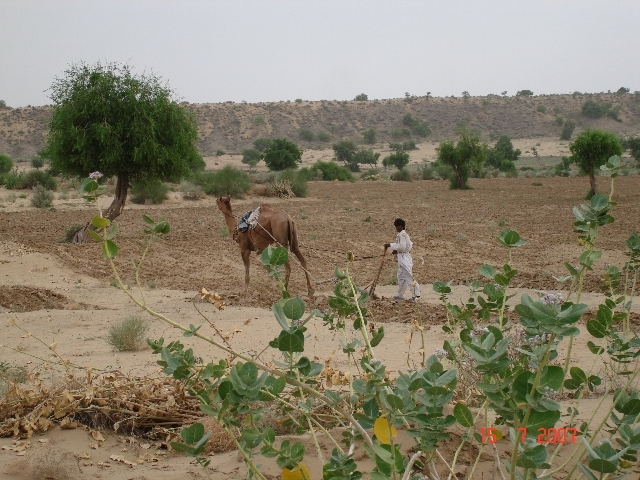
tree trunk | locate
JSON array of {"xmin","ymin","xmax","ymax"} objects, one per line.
[
  {"xmin": 73, "ymin": 173, "xmax": 129, "ymax": 243},
  {"xmin": 589, "ymin": 172, "xmax": 597, "ymax": 197}
]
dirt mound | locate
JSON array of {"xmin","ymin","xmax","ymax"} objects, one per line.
[{"xmin": 0, "ymin": 286, "xmax": 91, "ymax": 312}]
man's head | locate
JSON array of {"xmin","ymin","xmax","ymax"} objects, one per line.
[{"xmin": 394, "ymin": 218, "xmax": 405, "ymax": 232}]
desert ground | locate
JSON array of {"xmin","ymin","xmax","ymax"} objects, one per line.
[{"xmin": 1, "ymin": 146, "xmax": 639, "ymax": 479}]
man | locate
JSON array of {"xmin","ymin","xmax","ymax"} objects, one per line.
[{"xmin": 384, "ymin": 218, "xmax": 420, "ymax": 302}]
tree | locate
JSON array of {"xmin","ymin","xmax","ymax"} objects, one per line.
[
  {"xmin": 627, "ymin": 137, "xmax": 640, "ymax": 164},
  {"xmin": 352, "ymin": 149, "xmax": 380, "ymax": 169},
  {"xmin": 253, "ymin": 137, "xmax": 272, "ymax": 152},
  {"xmin": 0, "ymin": 153, "xmax": 13, "ymax": 174},
  {"xmin": 486, "ymin": 135, "xmax": 520, "ymax": 172},
  {"xmin": 354, "ymin": 93, "xmax": 368, "ymax": 101},
  {"xmin": 332, "ymin": 140, "xmax": 357, "ymax": 165},
  {"xmin": 263, "ymin": 138, "xmax": 302, "ymax": 171},
  {"xmin": 383, "ymin": 150, "xmax": 409, "ymax": 171},
  {"xmin": 47, "ymin": 61, "xmax": 202, "ymax": 240},
  {"xmin": 363, "ymin": 129, "xmax": 376, "ymax": 144},
  {"xmin": 560, "ymin": 120, "xmax": 577, "ymax": 140},
  {"xmin": 569, "ymin": 129, "xmax": 623, "ymax": 196},
  {"xmin": 0, "ymin": 100, "xmax": 7, "ymax": 109},
  {"xmin": 516, "ymin": 90, "xmax": 534, "ymax": 96},
  {"xmin": 462, "ymin": 91, "xmax": 470, "ymax": 98},
  {"xmin": 616, "ymin": 87, "xmax": 630, "ymax": 95},
  {"xmin": 582, "ymin": 100, "xmax": 610, "ymax": 118},
  {"xmin": 436, "ymin": 130, "xmax": 488, "ymax": 189},
  {"xmin": 241, "ymin": 148, "xmax": 262, "ymax": 169}
]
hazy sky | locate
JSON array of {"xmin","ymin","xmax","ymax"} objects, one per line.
[{"xmin": 2, "ymin": 1, "xmax": 639, "ymax": 107}]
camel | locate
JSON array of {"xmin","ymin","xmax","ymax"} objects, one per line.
[{"xmin": 216, "ymin": 197, "xmax": 314, "ymax": 296}]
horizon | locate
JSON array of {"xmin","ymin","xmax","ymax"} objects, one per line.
[{"xmin": 2, "ymin": 1, "xmax": 639, "ymax": 108}]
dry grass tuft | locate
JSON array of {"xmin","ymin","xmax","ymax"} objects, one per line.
[{"xmin": 5, "ymin": 445, "xmax": 82, "ymax": 480}]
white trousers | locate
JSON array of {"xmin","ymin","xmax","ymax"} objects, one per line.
[{"xmin": 397, "ymin": 263, "xmax": 419, "ymax": 298}]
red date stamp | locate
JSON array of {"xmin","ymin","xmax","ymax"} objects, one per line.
[{"xmin": 479, "ymin": 427, "xmax": 578, "ymax": 444}]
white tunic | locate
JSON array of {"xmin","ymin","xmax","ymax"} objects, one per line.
[{"xmin": 389, "ymin": 230, "xmax": 413, "ymax": 272}]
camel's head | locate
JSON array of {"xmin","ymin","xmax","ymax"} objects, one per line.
[{"xmin": 216, "ymin": 196, "xmax": 231, "ymax": 212}]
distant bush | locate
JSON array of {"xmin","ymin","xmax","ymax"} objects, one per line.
[
  {"xmin": 130, "ymin": 178, "xmax": 169, "ymax": 204},
  {"xmin": 391, "ymin": 170, "xmax": 411, "ymax": 181},
  {"xmin": 412, "ymin": 122, "xmax": 430, "ymax": 137},
  {"xmin": 180, "ymin": 180, "xmax": 206, "ymax": 200},
  {"xmin": 390, "ymin": 128, "xmax": 405, "ymax": 138},
  {"xmin": 194, "ymin": 166, "xmax": 252, "ymax": 197},
  {"xmin": 555, "ymin": 115, "xmax": 564, "ymax": 125},
  {"xmin": 2, "ymin": 172, "xmax": 22, "ymax": 189},
  {"xmin": 21, "ymin": 170, "xmax": 57, "ymax": 190},
  {"xmin": 516, "ymin": 90, "xmax": 534, "ymax": 96},
  {"xmin": 30, "ymin": 156, "xmax": 45, "ymax": 169},
  {"xmin": 310, "ymin": 161, "xmax": 354, "ymax": 182},
  {"xmin": 299, "ymin": 129, "xmax": 314, "ymax": 141},
  {"xmin": 263, "ymin": 138, "xmax": 302, "ymax": 171},
  {"xmin": 253, "ymin": 138, "xmax": 272, "ymax": 152},
  {"xmin": 431, "ymin": 161, "xmax": 454, "ymax": 180},
  {"xmin": 30, "ymin": 184, "xmax": 54, "ymax": 208},
  {"xmin": 581, "ymin": 100, "xmax": 611, "ymax": 118},
  {"xmin": 422, "ymin": 165, "xmax": 435, "ymax": 180},
  {"xmin": 402, "ymin": 139, "xmax": 417, "ymax": 150},
  {"xmin": 606, "ymin": 107, "xmax": 621, "ymax": 122},
  {"xmin": 560, "ymin": 120, "xmax": 577, "ymax": 140},
  {"xmin": 360, "ymin": 168, "xmax": 381, "ymax": 180},
  {"xmin": 295, "ymin": 98, "xmax": 302, "ymax": 103},
  {"xmin": 616, "ymin": 87, "xmax": 630, "ymax": 95},
  {"xmin": 277, "ymin": 169, "xmax": 308, "ymax": 197},
  {"xmin": 389, "ymin": 142, "xmax": 403, "ymax": 150},
  {"xmin": 107, "ymin": 316, "xmax": 149, "ymax": 351},
  {"xmin": 554, "ymin": 157, "xmax": 571, "ymax": 177},
  {"xmin": 0, "ymin": 153, "xmax": 13, "ymax": 174},
  {"xmin": 253, "ymin": 116, "xmax": 265, "ymax": 126},
  {"xmin": 536, "ymin": 105, "xmax": 546, "ymax": 113},
  {"xmin": 383, "ymin": 150, "xmax": 410, "ymax": 170},
  {"xmin": 216, "ymin": 149, "xmax": 226, "ymax": 156},
  {"xmin": 363, "ymin": 129, "xmax": 376, "ymax": 144},
  {"xmin": 402, "ymin": 113, "xmax": 416, "ymax": 127},
  {"xmin": 316, "ymin": 132, "xmax": 330, "ymax": 142},
  {"xmin": 241, "ymin": 148, "xmax": 262, "ymax": 168},
  {"xmin": 354, "ymin": 93, "xmax": 368, "ymax": 101}
]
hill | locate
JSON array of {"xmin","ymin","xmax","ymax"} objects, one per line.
[{"xmin": 1, "ymin": 92, "xmax": 639, "ymax": 160}]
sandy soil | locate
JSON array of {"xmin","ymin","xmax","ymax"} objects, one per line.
[{"xmin": 1, "ymin": 150, "xmax": 639, "ymax": 479}]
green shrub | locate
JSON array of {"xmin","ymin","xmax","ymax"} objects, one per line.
[
  {"xmin": 389, "ymin": 142, "xmax": 403, "ymax": 150},
  {"xmin": 560, "ymin": 120, "xmax": 577, "ymax": 140},
  {"xmin": 582, "ymin": 100, "xmax": 611, "ymax": 118},
  {"xmin": 363, "ymin": 129, "xmax": 376, "ymax": 144},
  {"xmin": 390, "ymin": 128, "xmax": 405, "ymax": 138},
  {"xmin": 3, "ymin": 172, "xmax": 23, "ymax": 189},
  {"xmin": 21, "ymin": 170, "xmax": 57, "ymax": 190},
  {"xmin": 431, "ymin": 161, "xmax": 454, "ymax": 180},
  {"xmin": 0, "ymin": 153, "xmax": 12, "ymax": 174},
  {"xmin": 253, "ymin": 138, "xmax": 272, "ymax": 152},
  {"xmin": 310, "ymin": 161, "xmax": 354, "ymax": 181},
  {"xmin": 60, "ymin": 224, "xmax": 82, "ymax": 243},
  {"xmin": 555, "ymin": 115, "xmax": 564, "ymax": 125},
  {"xmin": 402, "ymin": 139, "xmax": 417, "ymax": 150},
  {"xmin": 360, "ymin": 168, "xmax": 383, "ymax": 181},
  {"xmin": 30, "ymin": 184, "xmax": 54, "ymax": 208},
  {"xmin": 422, "ymin": 166, "xmax": 435, "ymax": 180},
  {"xmin": 30, "ymin": 156, "xmax": 45, "ymax": 169},
  {"xmin": 194, "ymin": 166, "xmax": 252, "ymax": 197},
  {"xmin": 316, "ymin": 132, "xmax": 330, "ymax": 142},
  {"xmin": 253, "ymin": 116, "xmax": 265, "ymax": 126},
  {"xmin": 299, "ymin": 129, "xmax": 314, "ymax": 141},
  {"xmin": 241, "ymin": 148, "xmax": 262, "ymax": 168},
  {"xmin": 536, "ymin": 105, "xmax": 546, "ymax": 113},
  {"xmin": 354, "ymin": 93, "xmax": 368, "ymax": 101},
  {"xmin": 107, "ymin": 316, "xmax": 149, "ymax": 351},
  {"xmin": 216, "ymin": 149, "xmax": 226, "ymax": 156},
  {"xmin": 277, "ymin": 169, "xmax": 308, "ymax": 197},
  {"xmin": 391, "ymin": 170, "xmax": 411, "ymax": 181},
  {"xmin": 516, "ymin": 89, "xmax": 534, "ymax": 96},
  {"xmin": 412, "ymin": 122, "xmax": 431, "ymax": 137},
  {"xmin": 130, "ymin": 178, "xmax": 169, "ymax": 204}
]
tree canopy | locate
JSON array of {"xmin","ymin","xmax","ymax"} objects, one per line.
[
  {"xmin": 241, "ymin": 148, "xmax": 262, "ymax": 168},
  {"xmin": 332, "ymin": 140, "xmax": 379, "ymax": 171},
  {"xmin": 436, "ymin": 130, "xmax": 488, "ymax": 189},
  {"xmin": 263, "ymin": 138, "xmax": 302, "ymax": 171},
  {"xmin": 47, "ymin": 61, "xmax": 203, "ymax": 229},
  {"xmin": 486, "ymin": 135, "xmax": 520, "ymax": 172},
  {"xmin": 382, "ymin": 150, "xmax": 409, "ymax": 171},
  {"xmin": 570, "ymin": 129, "xmax": 623, "ymax": 196}
]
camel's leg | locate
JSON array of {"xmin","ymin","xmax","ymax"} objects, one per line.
[
  {"xmin": 284, "ymin": 259, "xmax": 291, "ymax": 292},
  {"xmin": 291, "ymin": 245, "xmax": 315, "ymax": 296},
  {"xmin": 242, "ymin": 249, "xmax": 251, "ymax": 294}
]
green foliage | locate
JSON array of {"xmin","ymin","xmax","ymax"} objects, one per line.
[
  {"xmin": 22, "ymin": 170, "xmax": 57, "ymax": 190},
  {"xmin": 47, "ymin": 61, "xmax": 203, "ymax": 186},
  {"xmin": 2, "ymin": 172, "xmax": 22, "ymax": 189},
  {"xmin": 363, "ymin": 129, "xmax": 376, "ymax": 144},
  {"xmin": 215, "ymin": 149, "xmax": 226, "ymax": 156},
  {"xmin": 0, "ymin": 153, "xmax": 13, "ymax": 174},
  {"xmin": 130, "ymin": 178, "xmax": 169, "ymax": 204},
  {"xmin": 421, "ymin": 165, "xmax": 435, "ymax": 180},
  {"xmin": 627, "ymin": 137, "xmax": 640, "ymax": 164},
  {"xmin": 402, "ymin": 139, "xmax": 416, "ymax": 150},
  {"xmin": 332, "ymin": 141, "xmax": 377, "ymax": 171},
  {"xmin": 30, "ymin": 184, "xmax": 54, "ymax": 208},
  {"xmin": 390, "ymin": 169, "xmax": 411, "ymax": 181},
  {"xmin": 107, "ymin": 316, "xmax": 149, "ymax": 351},
  {"xmin": 412, "ymin": 121, "xmax": 431, "ymax": 137},
  {"xmin": 253, "ymin": 138, "xmax": 272, "ymax": 152},
  {"xmin": 462, "ymin": 91, "xmax": 470, "ymax": 98},
  {"xmin": 536, "ymin": 105, "xmax": 546, "ymax": 113},
  {"xmin": 560, "ymin": 119, "xmax": 577, "ymax": 140},
  {"xmin": 316, "ymin": 132, "xmax": 330, "ymax": 142},
  {"xmin": 581, "ymin": 99, "xmax": 612, "ymax": 119},
  {"xmin": 437, "ymin": 130, "xmax": 488, "ymax": 189},
  {"xmin": 332, "ymin": 140, "xmax": 357, "ymax": 164},
  {"xmin": 354, "ymin": 93, "xmax": 368, "ymax": 101},
  {"xmin": 402, "ymin": 113, "xmax": 415, "ymax": 127},
  {"xmin": 30, "ymin": 156, "xmax": 45, "ymax": 169},
  {"xmin": 383, "ymin": 150, "xmax": 409, "ymax": 171},
  {"xmin": 0, "ymin": 100, "xmax": 7, "ymax": 109},
  {"xmin": 555, "ymin": 115, "xmax": 564, "ymax": 126},
  {"xmin": 263, "ymin": 138, "xmax": 302, "ymax": 171},
  {"xmin": 516, "ymin": 89, "xmax": 534, "ymax": 96},
  {"xmin": 554, "ymin": 157, "xmax": 572, "ymax": 177},
  {"xmin": 253, "ymin": 115, "xmax": 266, "ymax": 126},
  {"xmin": 486, "ymin": 135, "xmax": 520, "ymax": 172},
  {"xmin": 570, "ymin": 129, "xmax": 623, "ymax": 195},
  {"xmin": 60, "ymin": 224, "xmax": 83, "ymax": 243},
  {"xmin": 241, "ymin": 148, "xmax": 262, "ymax": 168},
  {"xmin": 615, "ymin": 87, "xmax": 630, "ymax": 95},
  {"xmin": 193, "ymin": 166, "xmax": 252, "ymax": 197},
  {"xmin": 277, "ymin": 169, "xmax": 308, "ymax": 197},
  {"xmin": 309, "ymin": 161, "xmax": 354, "ymax": 181},
  {"xmin": 299, "ymin": 129, "xmax": 314, "ymax": 142}
]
